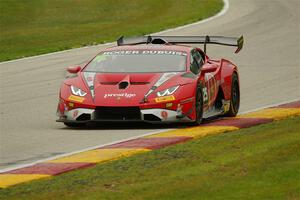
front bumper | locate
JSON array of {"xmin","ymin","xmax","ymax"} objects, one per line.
[{"xmin": 57, "ymin": 107, "xmax": 193, "ymax": 124}]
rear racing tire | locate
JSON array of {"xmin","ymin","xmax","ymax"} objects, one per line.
[{"xmin": 225, "ymin": 73, "xmax": 240, "ymax": 117}]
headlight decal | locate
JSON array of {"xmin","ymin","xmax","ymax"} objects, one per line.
[
  {"xmin": 156, "ymin": 85, "xmax": 179, "ymax": 97},
  {"xmin": 71, "ymin": 85, "xmax": 87, "ymax": 97},
  {"xmin": 143, "ymin": 72, "xmax": 178, "ymax": 101}
]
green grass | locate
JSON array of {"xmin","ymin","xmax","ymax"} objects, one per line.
[
  {"xmin": 1, "ymin": 116, "xmax": 300, "ymax": 200},
  {"xmin": 0, "ymin": 0, "xmax": 223, "ymax": 61}
]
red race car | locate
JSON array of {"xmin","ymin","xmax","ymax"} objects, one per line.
[{"xmin": 57, "ymin": 35, "xmax": 244, "ymax": 127}]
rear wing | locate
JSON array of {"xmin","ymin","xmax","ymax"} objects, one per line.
[{"xmin": 117, "ymin": 35, "xmax": 244, "ymax": 54}]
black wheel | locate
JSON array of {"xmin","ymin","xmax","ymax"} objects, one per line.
[
  {"xmin": 225, "ymin": 73, "xmax": 240, "ymax": 117},
  {"xmin": 64, "ymin": 122, "xmax": 86, "ymax": 128},
  {"xmin": 193, "ymin": 84, "xmax": 203, "ymax": 125}
]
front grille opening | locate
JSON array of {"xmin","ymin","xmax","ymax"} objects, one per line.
[
  {"xmin": 76, "ymin": 114, "xmax": 91, "ymax": 121},
  {"xmin": 95, "ymin": 107, "xmax": 141, "ymax": 120},
  {"xmin": 143, "ymin": 114, "xmax": 161, "ymax": 121}
]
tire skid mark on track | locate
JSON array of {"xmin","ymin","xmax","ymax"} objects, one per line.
[{"xmin": 1, "ymin": 100, "xmax": 299, "ymax": 189}]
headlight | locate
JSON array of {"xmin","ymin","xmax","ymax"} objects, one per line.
[
  {"xmin": 156, "ymin": 86, "xmax": 179, "ymax": 97},
  {"xmin": 70, "ymin": 85, "xmax": 87, "ymax": 97}
]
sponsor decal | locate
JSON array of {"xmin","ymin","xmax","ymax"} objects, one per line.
[
  {"xmin": 165, "ymin": 102, "xmax": 173, "ymax": 108},
  {"xmin": 73, "ymin": 110, "xmax": 79, "ymax": 118},
  {"xmin": 103, "ymin": 50, "xmax": 187, "ymax": 56},
  {"xmin": 68, "ymin": 95, "xmax": 85, "ymax": 103},
  {"xmin": 155, "ymin": 95, "xmax": 175, "ymax": 103},
  {"xmin": 68, "ymin": 102, "xmax": 74, "ymax": 107},
  {"xmin": 161, "ymin": 111, "xmax": 168, "ymax": 120},
  {"xmin": 204, "ymin": 73, "xmax": 217, "ymax": 105},
  {"xmin": 176, "ymin": 103, "xmax": 183, "ymax": 116},
  {"xmin": 104, "ymin": 93, "xmax": 136, "ymax": 99}
]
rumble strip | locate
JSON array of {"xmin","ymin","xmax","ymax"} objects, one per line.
[{"xmin": 0, "ymin": 101, "xmax": 299, "ymax": 188}]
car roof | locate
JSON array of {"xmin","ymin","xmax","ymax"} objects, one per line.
[{"xmin": 105, "ymin": 44, "xmax": 193, "ymax": 53}]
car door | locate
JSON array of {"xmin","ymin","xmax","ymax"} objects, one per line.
[{"xmin": 191, "ymin": 48, "xmax": 218, "ymax": 109}]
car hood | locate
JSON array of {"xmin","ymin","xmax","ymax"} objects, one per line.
[
  {"xmin": 64, "ymin": 72, "xmax": 195, "ymax": 106},
  {"xmin": 93, "ymin": 73, "xmax": 161, "ymax": 106}
]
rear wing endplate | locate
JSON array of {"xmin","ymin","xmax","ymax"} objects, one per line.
[{"xmin": 117, "ymin": 35, "xmax": 244, "ymax": 54}]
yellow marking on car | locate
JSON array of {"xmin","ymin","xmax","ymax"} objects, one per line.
[
  {"xmin": 68, "ymin": 95, "xmax": 85, "ymax": 103},
  {"xmin": 68, "ymin": 102, "xmax": 74, "ymax": 107},
  {"xmin": 165, "ymin": 102, "xmax": 173, "ymax": 108},
  {"xmin": 155, "ymin": 95, "xmax": 175, "ymax": 103},
  {"xmin": 0, "ymin": 174, "xmax": 50, "ymax": 188}
]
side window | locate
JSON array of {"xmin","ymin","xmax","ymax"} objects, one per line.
[{"xmin": 190, "ymin": 50, "xmax": 203, "ymax": 74}]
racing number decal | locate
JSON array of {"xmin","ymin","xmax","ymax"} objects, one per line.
[
  {"xmin": 203, "ymin": 87, "xmax": 208, "ymax": 103},
  {"xmin": 204, "ymin": 73, "xmax": 217, "ymax": 105}
]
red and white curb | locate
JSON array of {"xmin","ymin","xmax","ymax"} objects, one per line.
[{"xmin": 0, "ymin": 100, "xmax": 299, "ymax": 188}]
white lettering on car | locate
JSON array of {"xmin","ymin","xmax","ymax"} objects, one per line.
[
  {"xmin": 104, "ymin": 93, "xmax": 136, "ymax": 98},
  {"xmin": 103, "ymin": 50, "xmax": 187, "ymax": 56}
]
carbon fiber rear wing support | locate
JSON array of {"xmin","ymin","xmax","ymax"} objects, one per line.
[{"xmin": 117, "ymin": 35, "xmax": 244, "ymax": 53}]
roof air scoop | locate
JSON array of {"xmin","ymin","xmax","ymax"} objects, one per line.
[
  {"xmin": 119, "ymin": 81, "xmax": 129, "ymax": 89},
  {"xmin": 119, "ymin": 74, "xmax": 130, "ymax": 89}
]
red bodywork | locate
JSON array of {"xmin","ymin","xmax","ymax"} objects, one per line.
[{"xmin": 57, "ymin": 44, "xmax": 239, "ymax": 123}]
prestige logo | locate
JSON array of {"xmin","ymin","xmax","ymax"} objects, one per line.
[{"xmin": 104, "ymin": 93, "xmax": 136, "ymax": 99}]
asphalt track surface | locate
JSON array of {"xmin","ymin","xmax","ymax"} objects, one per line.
[{"xmin": 0, "ymin": 0, "xmax": 299, "ymax": 170}]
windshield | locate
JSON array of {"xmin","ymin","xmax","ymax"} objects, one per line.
[{"xmin": 83, "ymin": 50, "xmax": 187, "ymax": 73}]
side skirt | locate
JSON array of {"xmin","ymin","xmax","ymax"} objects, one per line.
[{"xmin": 203, "ymin": 100, "xmax": 230, "ymax": 118}]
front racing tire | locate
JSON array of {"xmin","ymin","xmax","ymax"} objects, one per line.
[
  {"xmin": 225, "ymin": 72, "xmax": 240, "ymax": 117},
  {"xmin": 193, "ymin": 84, "xmax": 204, "ymax": 125}
]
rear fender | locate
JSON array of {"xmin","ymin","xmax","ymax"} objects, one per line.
[{"xmin": 220, "ymin": 59, "xmax": 239, "ymax": 100}]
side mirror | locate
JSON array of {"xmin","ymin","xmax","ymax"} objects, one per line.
[
  {"xmin": 201, "ymin": 65, "xmax": 217, "ymax": 73},
  {"xmin": 67, "ymin": 66, "xmax": 81, "ymax": 74}
]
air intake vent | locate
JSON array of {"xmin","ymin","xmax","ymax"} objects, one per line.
[
  {"xmin": 143, "ymin": 114, "xmax": 161, "ymax": 121},
  {"xmin": 100, "ymin": 82, "xmax": 149, "ymax": 86},
  {"xmin": 130, "ymin": 82, "xmax": 149, "ymax": 85},
  {"xmin": 100, "ymin": 82, "xmax": 118, "ymax": 85},
  {"xmin": 76, "ymin": 114, "xmax": 91, "ymax": 121},
  {"xmin": 119, "ymin": 81, "xmax": 129, "ymax": 89},
  {"xmin": 95, "ymin": 107, "xmax": 141, "ymax": 120}
]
